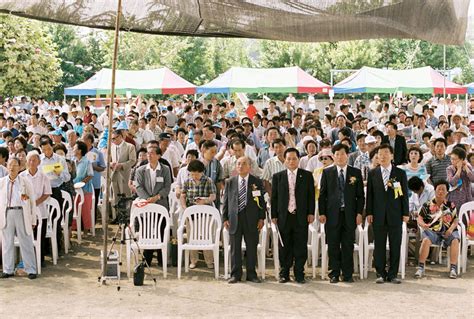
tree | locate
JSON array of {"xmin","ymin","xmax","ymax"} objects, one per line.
[{"xmin": 0, "ymin": 15, "xmax": 62, "ymax": 97}]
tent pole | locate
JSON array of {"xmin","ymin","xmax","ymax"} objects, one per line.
[
  {"xmin": 101, "ymin": 0, "xmax": 122, "ymax": 285},
  {"xmin": 443, "ymin": 45, "xmax": 446, "ymax": 99}
]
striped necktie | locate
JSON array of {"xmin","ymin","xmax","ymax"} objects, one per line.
[
  {"xmin": 383, "ymin": 168, "xmax": 389, "ymax": 191},
  {"xmin": 238, "ymin": 178, "xmax": 247, "ymax": 212}
]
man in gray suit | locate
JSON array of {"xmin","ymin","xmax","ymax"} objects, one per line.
[
  {"xmin": 134, "ymin": 145, "xmax": 172, "ymax": 266},
  {"xmin": 223, "ymin": 157, "xmax": 266, "ymax": 284}
]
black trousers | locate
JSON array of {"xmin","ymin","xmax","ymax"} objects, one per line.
[
  {"xmin": 230, "ymin": 211, "xmax": 258, "ymax": 280},
  {"xmin": 94, "ymin": 188, "xmax": 100, "ymax": 223},
  {"xmin": 33, "ymin": 219, "xmax": 47, "ymax": 263},
  {"xmin": 142, "ymin": 216, "xmax": 167, "ymax": 267},
  {"xmin": 50, "ymin": 187, "xmax": 64, "ymax": 252},
  {"xmin": 279, "ymin": 212, "xmax": 308, "ymax": 280},
  {"xmin": 373, "ymin": 224, "xmax": 402, "ymax": 280},
  {"xmin": 326, "ymin": 209, "xmax": 355, "ymax": 279}
]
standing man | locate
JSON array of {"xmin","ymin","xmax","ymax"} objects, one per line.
[
  {"xmin": 271, "ymin": 148, "xmax": 315, "ymax": 283},
  {"xmin": 319, "ymin": 144, "xmax": 365, "ymax": 283},
  {"xmin": 135, "ymin": 146, "xmax": 172, "ymax": 267},
  {"xmin": 223, "ymin": 157, "xmax": 266, "ymax": 284},
  {"xmin": 366, "ymin": 144, "xmax": 409, "ymax": 284},
  {"xmin": 0, "ymin": 158, "xmax": 38, "ymax": 279},
  {"xmin": 382, "ymin": 122, "xmax": 408, "ymax": 166},
  {"xmin": 110, "ymin": 129, "xmax": 137, "ymax": 214},
  {"xmin": 84, "ymin": 134, "xmax": 106, "ymax": 218}
]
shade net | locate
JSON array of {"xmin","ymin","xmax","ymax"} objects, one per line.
[{"xmin": 0, "ymin": 0, "xmax": 470, "ymax": 45}]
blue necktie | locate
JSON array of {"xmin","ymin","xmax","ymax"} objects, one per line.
[
  {"xmin": 338, "ymin": 169, "xmax": 345, "ymax": 207},
  {"xmin": 238, "ymin": 179, "xmax": 246, "ymax": 212}
]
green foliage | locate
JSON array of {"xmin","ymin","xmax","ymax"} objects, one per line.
[{"xmin": 0, "ymin": 15, "xmax": 62, "ymax": 97}]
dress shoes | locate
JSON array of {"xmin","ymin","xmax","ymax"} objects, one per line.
[
  {"xmin": 227, "ymin": 277, "xmax": 240, "ymax": 284},
  {"xmin": 0, "ymin": 272, "xmax": 14, "ymax": 279},
  {"xmin": 278, "ymin": 277, "xmax": 290, "ymax": 283},
  {"xmin": 343, "ymin": 277, "xmax": 354, "ymax": 283},
  {"xmin": 246, "ymin": 277, "xmax": 261, "ymax": 283},
  {"xmin": 387, "ymin": 277, "xmax": 402, "ymax": 284},
  {"xmin": 28, "ymin": 273, "xmax": 37, "ymax": 280},
  {"xmin": 295, "ymin": 278, "xmax": 306, "ymax": 284},
  {"xmin": 329, "ymin": 276, "xmax": 340, "ymax": 284}
]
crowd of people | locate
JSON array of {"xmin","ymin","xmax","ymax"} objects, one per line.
[{"xmin": 0, "ymin": 94, "xmax": 473, "ymax": 283}]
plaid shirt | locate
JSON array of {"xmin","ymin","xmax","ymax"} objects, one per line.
[
  {"xmin": 354, "ymin": 152, "xmax": 371, "ymax": 180},
  {"xmin": 182, "ymin": 175, "xmax": 216, "ymax": 207}
]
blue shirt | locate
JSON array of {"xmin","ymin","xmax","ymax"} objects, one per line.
[
  {"xmin": 74, "ymin": 156, "xmax": 94, "ymax": 193},
  {"xmin": 40, "ymin": 153, "xmax": 71, "ymax": 188},
  {"xmin": 87, "ymin": 147, "xmax": 106, "ymax": 189}
]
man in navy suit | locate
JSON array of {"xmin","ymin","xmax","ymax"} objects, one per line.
[
  {"xmin": 366, "ymin": 144, "xmax": 409, "ymax": 284},
  {"xmin": 319, "ymin": 144, "xmax": 365, "ymax": 283},
  {"xmin": 271, "ymin": 148, "xmax": 315, "ymax": 283}
]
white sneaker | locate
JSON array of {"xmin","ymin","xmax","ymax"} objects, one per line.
[
  {"xmin": 189, "ymin": 263, "xmax": 196, "ymax": 269},
  {"xmin": 449, "ymin": 268, "xmax": 457, "ymax": 279},
  {"xmin": 206, "ymin": 264, "xmax": 214, "ymax": 269},
  {"xmin": 414, "ymin": 267, "xmax": 424, "ymax": 278}
]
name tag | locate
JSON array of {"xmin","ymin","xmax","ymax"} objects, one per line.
[
  {"xmin": 252, "ymin": 190, "xmax": 261, "ymax": 197},
  {"xmin": 156, "ymin": 176, "xmax": 164, "ymax": 183},
  {"xmin": 393, "ymin": 182, "xmax": 401, "ymax": 188}
]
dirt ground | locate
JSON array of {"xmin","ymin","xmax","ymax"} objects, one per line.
[{"xmin": 1, "ymin": 226, "xmax": 473, "ymax": 319}]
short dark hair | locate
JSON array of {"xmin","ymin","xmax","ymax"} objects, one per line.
[
  {"xmin": 271, "ymin": 138, "xmax": 286, "ymax": 148},
  {"xmin": 386, "ymin": 122, "xmax": 397, "ymax": 130},
  {"xmin": 433, "ymin": 137, "xmax": 447, "ymax": 147},
  {"xmin": 187, "ymin": 159, "xmax": 205, "ymax": 173},
  {"xmin": 0, "ymin": 147, "xmax": 9, "ymax": 161},
  {"xmin": 338, "ymin": 127, "xmax": 351, "ymax": 138},
  {"xmin": 433, "ymin": 180, "xmax": 449, "ymax": 191},
  {"xmin": 451, "ymin": 147, "xmax": 467, "ymax": 160},
  {"xmin": 147, "ymin": 146, "xmax": 162, "ymax": 156},
  {"xmin": 443, "ymin": 129, "xmax": 453, "ymax": 140},
  {"xmin": 356, "ymin": 133, "xmax": 367, "ymax": 141},
  {"xmin": 76, "ymin": 141, "xmax": 88, "ymax": 157},
  {"xmin": 332, "ymin": 143, "xmax": 350, "ymax": 154},
  {"xmin": 84, "ymin": 133, "xmax": 95, "ymax": 144},
  {"xmin": 408, "ymin": 176, "xmax": 424, "ymax": 192},
  {"xmin": 53, "ymin": 143, "xmax": 67, "ymax": 154},
  {"xmin": 186, "ymin": 149, "xmax": 199, "ymax": 158},
  {"xmin": 284, "ymin": 147, "xmax": 300, "ymax": 158},
  {"xmin": 378, "ymin": 143, "xmax": 394, "ymax": 154},
  {"xmin": 408, "ymin": 146, "xmax": 423, "ymax": 163},
  {"xmin": 201, "ymin": 140, "xmax": 217, "ymax": 150},
  {"xmin": 40, "ymin": 136, "xmax": 53, "ymax": 147}
]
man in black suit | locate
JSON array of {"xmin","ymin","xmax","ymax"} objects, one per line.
[
  {"xmin": 223, "ymin": 157, "xmax": 266, "ymax": 284},
  {"xmin": 319, "ymin": 144, "xmax": 365, "ymax": 283},
  {"xmin": 271, "ymin": 148, "xmax": 315, "ymax": 283},
  {"xmin": 382, "ymin": 122, "xmax": 408, "ymax": 166},
  {"xmin": 366, "ymin": 144, "xmax": 409, "ymax": 284}
]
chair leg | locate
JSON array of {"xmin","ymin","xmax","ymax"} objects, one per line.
[
  {"xmin": 321, "ymin": 246, "xmax": 327, "ymax": 280},
  {"xmin": 162, "ymin": 247, "xmax": 168, "ymax": 279},
  {"xmin": 185, "ymin": 250, "xmax": 189, "ymax": 273},
  {"xmin": 358, "ymin": 250, "xmax": 364, "ymax": 279},
  {"xmin": 213, "ymin": 248, "xmax": 219, "ymax": 279},
  {"xmin": 51, "ymin": 235, "xmax": 58, "ymax": 265},
  {"xmin": 36, "ymin": 243, "xmax": 41, "ymax": 275},
  {"xmin": 224, "ymin": 244, "xmax": 229, "ymax": 279},
  {"xmin": 177, "ymin": 248, "xmax": 182, "ymax": 279},
  {"xmin": 126, "ymin": 243, "xmax": 131, "ymax": 279}
]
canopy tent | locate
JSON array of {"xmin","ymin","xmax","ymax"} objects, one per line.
[
  {"xmin": 333, "ymin": 66, "xmax": 467, "ymax": 94},
  {"xmin": 466, "ymin": 82, "xmax": 474, "ymax": 94},
  {"xmin": 197, "ymin": 66, "xmax": 330, "ymax": 94},
  {"xmin": 0, "ymin": 0, "xmax": 470, "ymax": 45},
  {"xmin": 64, "ymin": 67, "xmax": 196, "ymax": 95}
]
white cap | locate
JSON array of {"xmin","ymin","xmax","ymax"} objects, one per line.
[
  {"xmin": 367, "ymin": 121, "xmax": 377, "ymax": 131},
  {"xmin": 365, "ymin": 135, "xmax": 377, "ymax": 144},
  {"xmin": 397, "ymin": 123, "xmax": 405, "ymax": 131}
]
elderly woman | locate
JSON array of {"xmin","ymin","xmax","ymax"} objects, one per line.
[
  {"xmin": 447, "ymin": 147, "xmax": 474, "ymax": 210},
  {"xmin": 299, "ymin": 140, "xmax": 318, "ymax": 169},
  {"xmin": 313, "ymin": 148, "xmax": 334, "ymax": 199},
  {"xmin": 72, "ymin": 140, "xmax": 94, "ymax": 235}
]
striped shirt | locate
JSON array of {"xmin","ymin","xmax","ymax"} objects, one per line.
[
  {"xmin": 426, "ymin": 155, "xmax": 451, "ymax": 184},
  {"xmin": 262, "ymin": 156, "xmax": 286, "ymax": 183}
]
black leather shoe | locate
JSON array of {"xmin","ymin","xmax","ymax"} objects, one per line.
[
  {"xmin": 247, "ymin": 277, "xmax": 261, "ymax": 283},
  {"xmin": 343, "ymin": 277, "xmax": 354, "ymax": 283},
  {"xmin": 28, "ymin": 273, "xmax": 37, "ymax": 280},
  {"xmin": 387, "ymin": 277, "xmax": 401, "ymax": 284},
  {"xmin": 227, "ymin": 277, "xmax": 240, "ymax": 284},
  {"xmin": 295, "ymin": 278, "xmax": 306, "ymax": 284},
  {"xmin": 278, "ymin": 277, "xmax": 289, "ymax": 283},
  {"xmin": 329, "ymin": 276, "xmax": 340, "ymax": 284},
  {"xmin": 0, "ymin": 272, "xmax": 14, "ymax": 279}
]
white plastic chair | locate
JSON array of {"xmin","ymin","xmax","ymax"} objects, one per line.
[
  {"xmin": 223, "ymin": 220, "xmax": 268, "ymax": 279},
  {"xmin": 126, "ymin": 203, "xmax": 170, "ymax": 278},
  {"xmin": 307, "ymin": 219, "xmax": 321, "ymax": 279},
  {"xmin": 74, "ymin": 188, "xmax": 85, "ymax": 244},
  {"xmin": 459, "ymin": 201, "xmax": 474, "ymax": 273},
  {"xmin": 61, "ymin": 190, "xmax": 73, "ymax": 253},
  {"xmin": 363, "ymin": 219, "xmax": 408, "ymax": 279},
  {"xmin": 270, "ymin": 222, "xmax": 281, "ymax": 279},
  {"xmin": 177, "ymin": 205, "xmax": 221, "ymax": 279},
  {"xmin": 45, "ymin": 197, "xmax": 61, "ymax": 265},
  {"xmin": 320, "ymin": 223, "xmax": 365, "ymax": 279},
  {"xmin": 418, "ymin": 224, "xmax": 462, "ymax": 275},
  {"xmin": 13, "ymin": 212, "xmax": 42, "ymax": 275}
]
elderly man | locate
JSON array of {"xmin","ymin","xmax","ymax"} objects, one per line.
[
  {"xmin": 223, "ymin": 157, "xmax": 266, "ymax": 284},
  {"xmin": 110, "ymin": 129, "xmax": 137, "ymax": 215},
  {"xmin": 0, "ymin": 158, "xmax": 38, "ymax": 279},
  {"xmin": 222, "ymin": 138, "xmax": 261, "ymax": 179},
  {"xmin": 415, "ymin": 181, "xmax": 460, "ymax": 279},
  {"xmin": 135, "ymin": 146, "xmax": 172, "ymax": 267},
  {"xmin": 21, "ymin": 151, "xmax": 52, "ymax": 266}
]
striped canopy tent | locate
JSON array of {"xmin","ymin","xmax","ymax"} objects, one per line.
[
  {"xmin": 64, "ymin": 67, "xmax": 196, "ymax": 95},
  {"xmin": 466, "ymin": 82, "xmax": 474, "ymax": 94},
  {"xmin": 334, "ymin": 66, "xmax": 467, "ymax": 95},
  {"xmin": 197, "ymin": 66, "xmax": 330, "ymax": 94}
]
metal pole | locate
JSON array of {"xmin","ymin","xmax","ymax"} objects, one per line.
[
  {"xmin": 443, "ymin": 45, "xmax": 446, "ymax": 99},
  {"xmin": 101, "ymin": 0, "xmax": 122, "ymax": 284}
]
